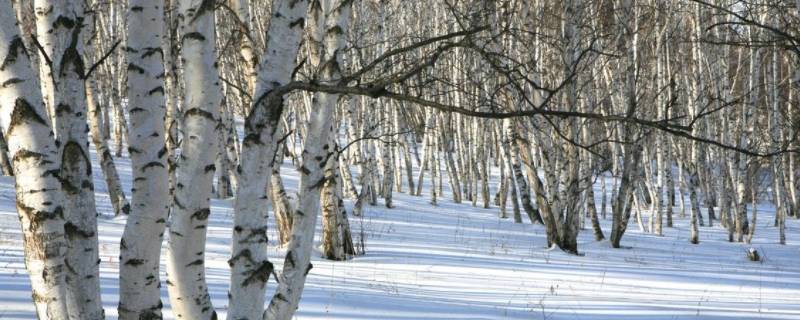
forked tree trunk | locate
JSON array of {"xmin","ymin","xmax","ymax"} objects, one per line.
[{"xmin": 559, "ymin": 127, "xmax": 581, "ymax": 253}]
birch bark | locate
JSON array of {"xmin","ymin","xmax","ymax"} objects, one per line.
[
  {"xmin": 34, "ymin": 0, "xmax": 103, "ymax": 316},
  {"xmin": 0, "ymin": 6, "xmax": 70, "ymax": 318},
  {"xmin": 227, "ymin": 0, "xmax": 310, "ymax": 318},
  {"xmin": 266, "ymin": 1, "xmax": 353, "ymax": 318},
  {"xmin": 165, "ymin": 0, "xmax": 223, "ymax": 318},
  {"xmin": 118, "ymin": 0, "xmax": 170, "ymax": 317}
]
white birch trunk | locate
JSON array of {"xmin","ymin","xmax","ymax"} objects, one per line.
[
  {"xmin": 34, "ymin": 1, "xmax": 103, "ymax": 317},
  {"xmin": 381, "ymin": 105, "xmax": 394, "ymax": 208},
  {"xmin": 265, "ymin": 1, "xmax": 352, "ymax": 318},
  {"xmin": 118, "ymin": 0, "xmax": 170, "ymax": 318},
  {"xmin": 232, "ymin": 0, "xmax": 258, "ymax": 92},
  {"xmin": 0, "ymin": 131, "xmax": 14, "ymax": 176},
  {"xmin": 0, "ymin": 6, "xmax": 70, "ymax": 318},
  {"xmin": 272, "ymin": 142, "xmax": 295, "ymax": 247},
  {"xmin": 85, "ymin": 77, "xmax": 129, "ymax": 217},
  {"xmin": 321, "ymin": 139, "xmax": 345, "ymax": 260},
  {"xmin": 163, "ymin": 0, "xmax": 181, "ymax": 200},
  {"xmin": 227, "ymin": 0, "xmax": 310, "ymax": 318},
  {"xmin": 502, "ymin": 119, "xmax": 542, "ymax": 224},
  {"xmin": 165, "ymin": 0, "xmax": 222, "ymax": 318}
]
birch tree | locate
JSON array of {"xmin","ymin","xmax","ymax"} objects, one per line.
[
  {"xmin": 227, "ymin": 0, "xmax": 310, "ymax": 318},
  {"xmin": 165, "ymin": 0, "xmax": 222, "ymax": 318},
  {"xmin": 34, "ymin": 0, "xmax": 103, "ymax": 317},
  {"xmin": 118, "ymin": 0, "xmax": 170, "ymax": 318},
  {"xmin": 266, "ymin": 0, "xmax": 353, "ymax": 318},
  {"xmin": 0, "ymin": 5, "xmax": 70, "ymax": 318}
]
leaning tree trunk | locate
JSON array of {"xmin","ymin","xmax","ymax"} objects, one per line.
[
  {"xmin": 84, "ymin": 4, "xmax": 127, "ymax": 218},
  {"xmin": 503, "ymin": 119, "xmax": 542, "ymax": 224},
  {"xmin": 85, "ymin": 77, "xmax": 129, "ymax": 217},
  {"xmin": 587, "ymin": 179, "xmax": 605, "ymax": 241},
  {"xmin": 0, "ymin": 7, "xmax": 70, "ymax": 318},
  {"xmin": 34, "ymin": 0, "xmax": 103, "ymax": 317},
  {"xmin": 502, "ymin": 149, "xmax": 523, "ymax": 223},
  {"xmin": 609, "ymin": 143, "xmax": 643, "ymax": 248},
  {"xmin": 272, "ymin": 142, "xmax": 295, "ymax": 247},
  {"xmin": 117, "ymin": 0, "xmax": 170, "ymax": 318},
  {"xmin": 165, "ymin": 0, "xmax": 222, "ymax": 318},
  {"xmin": 265, "ymin": 1, "xmax": 352, "ymax": 319},
  {"xmin": 515, "ymin": 122, "xmax": 559, "ymax": 247},
  {"xmin": 227, "ymin": 0, "xmax": 310, "ymax": 318}
]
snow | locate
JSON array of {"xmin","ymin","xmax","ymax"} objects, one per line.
[{"xmin": 1, "ymin": 148, "xmax": 799, "ymax": 319}]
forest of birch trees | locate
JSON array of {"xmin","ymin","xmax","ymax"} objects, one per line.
[{"xmin": 0, "ymin": 0, "xmax": 798, "ymax": 318}]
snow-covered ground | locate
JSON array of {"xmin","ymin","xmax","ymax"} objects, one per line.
[{"xmin": 1, "ymin": 148, "xmax": 799, "ymax": 319}]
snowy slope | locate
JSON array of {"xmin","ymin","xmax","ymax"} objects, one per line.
[{"xmin": 0, "ymin": 147, "xmax": 799, "ymax": 319}]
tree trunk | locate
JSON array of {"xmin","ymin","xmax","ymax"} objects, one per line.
[
  {"xmin": 163, "ymin": 0, "xmax": 181, "ymax": 202},
  {"xmin": 688, "ymin": 163, "xmax": 701, "ymax": 244},
  {"xmin": 587, "ymin": 181, "xmax": 604, "ymax": 241},
  {"xmin": 515, "ymin": 122, "xmax": 559, "ymax": 247},
  {"xmin": 227, "ymin": 0, "xmax": 310, "ymax": 318},
  {"xmin": 381, "ymin": 105, "xmax": 394, "ymax": 208},
  {"xmin": 503, "ymin": 119, "xmax": 542, "ymax": 224},
  {"xmin": 609, "ymin": 145, "xmax": 643, "ymax": 248},
  {"xmin": 34, "ymin": 0, "xmax": 103, "ymax": 316},
  {"xmin": 214, "ymin": 97, "xmax": 236, "ymax": 198},
  {"xmin": 265, "ymin": 1, "xmax": 352, "ymax": 318},
  {"xmin": 117, "ymin": 0, "xmax": 170, "ymax": 317},
  {"xmin": 165, "ymin": 0, "xmax": 222, "ymax": 318},
  {"xmin": 0, "ymin": 7, "xmax": 71, "ymax": 317},
  {"xmin": 86, "ymin": 77, "xmax": 129, "ymax": 217},
  {"xmin": 0, "ymin": 131, "xmax": 14, "ymax": 176},
  {"xmin": 272, "ymin": 143, "xmax": 295, "ymax": 247},
  {"xmin": 321, "ymin": 142, "xmax": 345, "ymax": 261}
]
